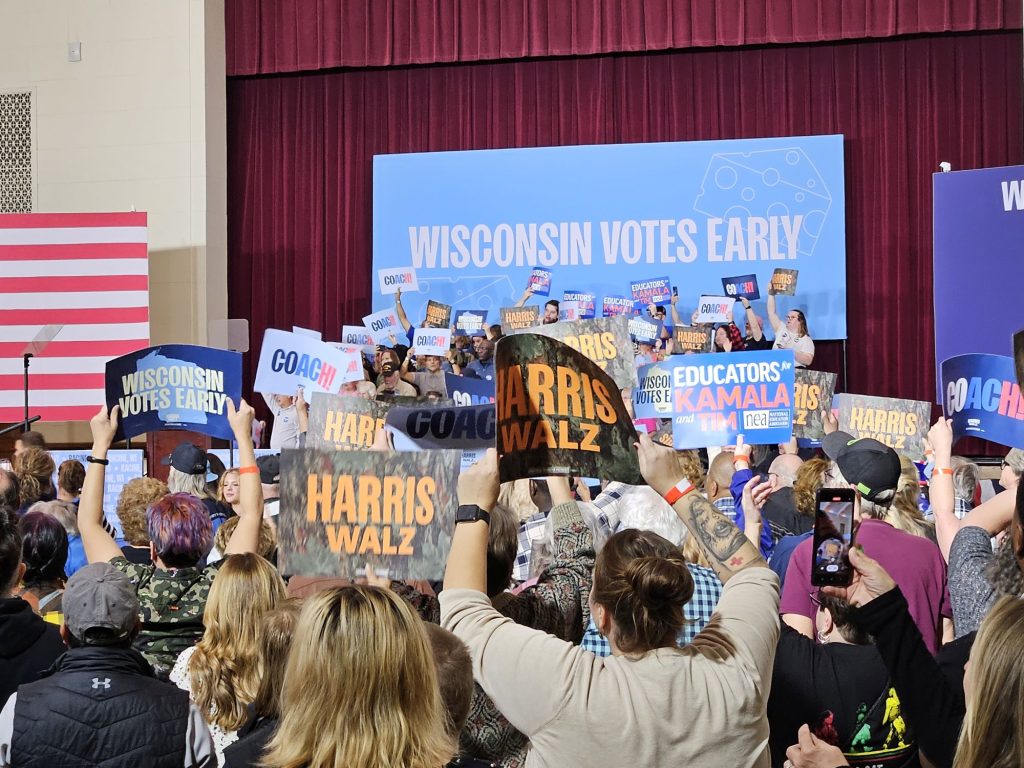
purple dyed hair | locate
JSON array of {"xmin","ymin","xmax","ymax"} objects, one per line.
[{"xmin": 146, "ymin": 493, "xmax": 213, "ymax": 567}]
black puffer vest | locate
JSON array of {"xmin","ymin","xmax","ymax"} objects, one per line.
[{"xmin": 12, "ymin": 646, "xmax": 189, "ymax": 767}]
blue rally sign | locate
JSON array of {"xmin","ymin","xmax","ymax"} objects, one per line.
[
  {"xmin": 445, "ymin": 373, "xmax": 495, "ymax": 406},
  {"xmin": 633, "ymin": 350, "xmax": 795, "ymax": 448},
  {"xmin": 942, "ymin": 353, "xmax": 1024, "ymax": 449},
  {"xmin": 105, "ymin": 345, "xmax": 242, "ymax": 441}
]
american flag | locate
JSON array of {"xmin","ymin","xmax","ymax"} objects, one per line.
[{"xmin": 0, "ymin": 212, "xmax": 150, "ymax": 424}]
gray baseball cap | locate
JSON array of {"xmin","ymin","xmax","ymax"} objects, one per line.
[{"xmin": 63, "ymin": 562, "xmax": 140, "ymax": 641}]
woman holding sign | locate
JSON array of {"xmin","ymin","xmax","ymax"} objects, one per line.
[
  {"xmin": 767, "ymin": 290, "xmax": 814, "ymax": 367},
  {"xmin": 442, "ymin": 446, "xmax": 778, "ymax": 768}
]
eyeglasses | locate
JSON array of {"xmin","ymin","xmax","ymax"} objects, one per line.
[{"xmin": 809, "ymin": 592, "xmax": 824, "ymax": 610}]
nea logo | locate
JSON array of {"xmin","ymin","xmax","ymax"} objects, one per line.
[{"xmin": 1002, "ymin": 180, "xmax": 1024, "ymax": 212}]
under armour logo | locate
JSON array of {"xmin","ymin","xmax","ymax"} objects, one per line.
[{"xmin": 91, "ymin": 678, "xmax": 111, "ymax": 689}]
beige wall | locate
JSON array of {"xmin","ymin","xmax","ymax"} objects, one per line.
[{"xmin": 0, "ymin": 0, "xmax": 226, "ymax": 443}]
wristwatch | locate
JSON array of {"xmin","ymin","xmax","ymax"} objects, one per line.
[{"xmin": 455, "ymin": 504, "xmax": 491, "ymax": 525}]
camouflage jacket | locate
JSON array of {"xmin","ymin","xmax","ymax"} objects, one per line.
[
  {"xmin": 393, "ymin": 501, "xmax": 594, "ymax": 768},
  {"xmin": 110, "ymin": 556, "xmax": 223, "ymax": 676}
]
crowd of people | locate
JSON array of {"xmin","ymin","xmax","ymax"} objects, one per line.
[{"xmin": 0, "ymin": 281, "xmax": 1021, "ymax": 768}]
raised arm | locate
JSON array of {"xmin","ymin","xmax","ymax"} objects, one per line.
[
  {"xmin": 81, "ymin": 406, "xmax": 127, "ymax": 564},
  {"xmin": 766, "ymin": 290, "xmax": 783, "ymax": 333},
  {"xmin": 636, "ymin": 433, "xmax": 765, "ymax": 582},
  {"xmin": 741, "ymin": 475, "xmax": 773, "ymax": 550},
  {"xmin": 443, "ymin": 449, "xmax": 499, "ymax": 594},
  {"xmin": 740, "ymin": 297, "xmax": 763, "ymax": 341},
  {"xmin": 223, "ymin": 398, "xmax": 264, "ymax": 556},
  {"xmin": 512, "ymin": 284, "xmax": 534, "ymax": 308},
  {"xmin": 400, "ymin": 347, "xmax": 417, "ymax": 384},
  {"xmin": 394, "ymin": 288, "xmax": 413, "ymax": 333},
  {"xmin": 927, "ymin": 417, "xmax": 959, "ymax": 559}
]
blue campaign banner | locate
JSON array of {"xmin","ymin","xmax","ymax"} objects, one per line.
[
  {"xmin": 105, "ymin": 345, "xmax": 242, "ymax": 441},
  {"xmin": 934, "ymin": 165, "xmax": 1024, "ymax": 401},
  {"xmin": 373, "ymin": 134, "xmax": 847, "ymax": 338},
  {"xmin": 603, "ymin": 295, "xmax": 637, "ymax": 317},
  {"xmin": 49, "ymin": 449, "xmax": 144, "ymax": 539},
  {"xmin": 527, "ymin": 268, "xmax": 552, "ymax": 297},
  {"xmin": 563, "ymin": 289, "xmax": 596, "ymax": 319},
  {"xmin": 445, "ymin": 373, "xmax": 495, "ymax": 406},
  {"xmin": 453, "ymin": 309, "xmax": 488, "ymax": 337},
  {"xmin": 628, "ymin": 316, "xmax": 663, "ymax": 344},
  {"xmin": 633, "ymin": 350, "xmax": 795, "ymax": 448},
  {"xmin": 942, "ymin": 353, "xmax": 1024, "ymax": 448},
  {"xmin": 722, "ymin": 273, "xmax": 760, "ymax": 301},
  {"xmin": 630, "ymin": 276, "xmax": 672, "ymax": 307}
]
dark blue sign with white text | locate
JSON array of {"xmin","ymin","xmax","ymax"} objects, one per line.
[{"xmin": 105, "ymin": 345, "xmax": 242, "ymax": 441}]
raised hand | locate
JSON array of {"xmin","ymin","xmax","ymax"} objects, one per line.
[{"xmin": 89, "ymin": 405, "xmax": 120, "ymax": 449}]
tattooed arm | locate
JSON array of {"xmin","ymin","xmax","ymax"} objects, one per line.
[{"xmin": 635, "ymin": 433, "xmax": 766, "ymax": 583}]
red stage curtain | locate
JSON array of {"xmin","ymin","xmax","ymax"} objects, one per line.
[
  {"xmin": 225, "ymin": 0, "xmax": 1021, "ymax": 76},
  {"xmin": 227, "ymin": 31, "xmax": 1024, "ymax": 413}
]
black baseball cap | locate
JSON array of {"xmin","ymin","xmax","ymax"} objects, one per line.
[
  {"xmin": 822, "ymin": 432, "xmax": 901, "ymax": 501},
  {"xmin": 161, "ymin": 442, "xmax": 208, "ymax": 475},
  {"xmin": 257, "ymin": 454, "xmax": 280, "ymax": 485}
]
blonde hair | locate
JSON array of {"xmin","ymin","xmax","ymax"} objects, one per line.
[
  {"xmin": 28, "ymin": 499, "xmax": 78, "ymax": 537},
  {"xmin": 116, "ymin": 477, "xmax": 169, "ymax": 545},
  {"xmin": 167, "ymin": 467, "xmax": 214, "ymax": 500},
  {"xmin": 216, "ymin": 468, "xmax": 240, "ymax": 506},
  {"xmin": 213, "ymin": 516, "xmax": 277, "ymax": 560},
  {"xmin": 251, "ymin": 600, "xmax": 303, "ymax": 720},
  {"xmin": 954, "ymin": 596, "xmax": 1024, "ymax": 768},
  {"xmin": 189, "ymin": 554, "xmax": 287, "ymax": 731},
  {"xmin": 261, "ymin": 586, "xmax": 456, "ymax": 768},
  {"xmin": 886, "ymin": 455, "xmax": 934, "ymax": 540}
]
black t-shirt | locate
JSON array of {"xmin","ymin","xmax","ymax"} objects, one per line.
[
  {"xmin": 763, "ymin": 487, "xmax": 814, "ymax": 537},
  {"xmin": 769, "ymin": 625, "xmax": 920, "ymax": 768},
  {"xmin": 745, "ymin": 336, "xmax": 775, "ymax": 351}
]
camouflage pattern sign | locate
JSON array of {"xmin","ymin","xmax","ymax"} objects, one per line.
[
  {"xmin": 425, "ymin": 300, "xmax": 452, "ymax": 328},
  {"xmin": 307, "ymin": 393, "xmax": 392, "ymax": 450},
  {"xmin": 507, "ymin": 316, "xmax": 637, "ymax": 389},
  {"xmin": 770, "ymin": 268, "xmax": 799, "ymax": 295},
  {"xmin": 834, "ymin": 393, "xmax": 932, "ymax": 459},
  {"xmin": 278, "ymin": 449, "xmax": 460, "ymax": 580},
  {"xmin": 495, "ymin": 334, "xmax": 642, "ymax": 484},
  {"xmin": 500, "ymin": 305, "xmax": 539, "ymax": 331},
  {"xmin": 673, "ymin": 325, "xmax": 713, "ymax": 354},
  {"xmin": 793, "ymin": 369, "xmax": 836, "ymax": 440}
]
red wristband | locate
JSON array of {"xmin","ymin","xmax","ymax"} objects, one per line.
[
  {"xmin": 663, "ymin": 478, "xmax": 695, "ymax": 505},
  {"xmin": 932, "ymin": 468, "xmax": 953, "ymax": 478},
  {"xmin": 238, "ymin": 466, "xmax": 259, "ymax": 475}
]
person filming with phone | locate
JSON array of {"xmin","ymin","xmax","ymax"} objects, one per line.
[{"xmin": 778, "ymin": 424, "xmax": 952, "ymax": 656}]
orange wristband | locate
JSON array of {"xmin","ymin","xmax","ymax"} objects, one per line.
[
  {"xmin": 732, "ymin": 455, "xmax": 750, "ymax": 465},
  {"xmin": 238, "ymin": 466, "xmax": 259, "ymax": 475},
  {"xmin": 932, "ymin": 468, "xmax": 953, "ymax": 478},
  {"xmin": 663, "ymin": 478, "xmax": 696, "ymax": 505}
]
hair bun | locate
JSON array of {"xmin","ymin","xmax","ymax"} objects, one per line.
[{"xmin": 624, "ymin": 556, "xmax": 691, "ymax": 609}]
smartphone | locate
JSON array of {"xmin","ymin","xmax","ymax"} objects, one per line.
[{"xmin": 810, "ymin": 488, "xmax": 856, "ymax": 587}]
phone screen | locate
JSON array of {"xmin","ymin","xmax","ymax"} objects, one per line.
[{"xmin": 811, "ymin": 489, "xmax": 856, "ymax": 586}]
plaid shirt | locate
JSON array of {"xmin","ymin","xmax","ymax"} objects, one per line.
[
  {"xmin": 513, "ymin": 511, "xmax": 551, "ymax": 583},
  {"xmin": 580, "ymin": 562, "xmax": 723, "ymax": 655}
]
